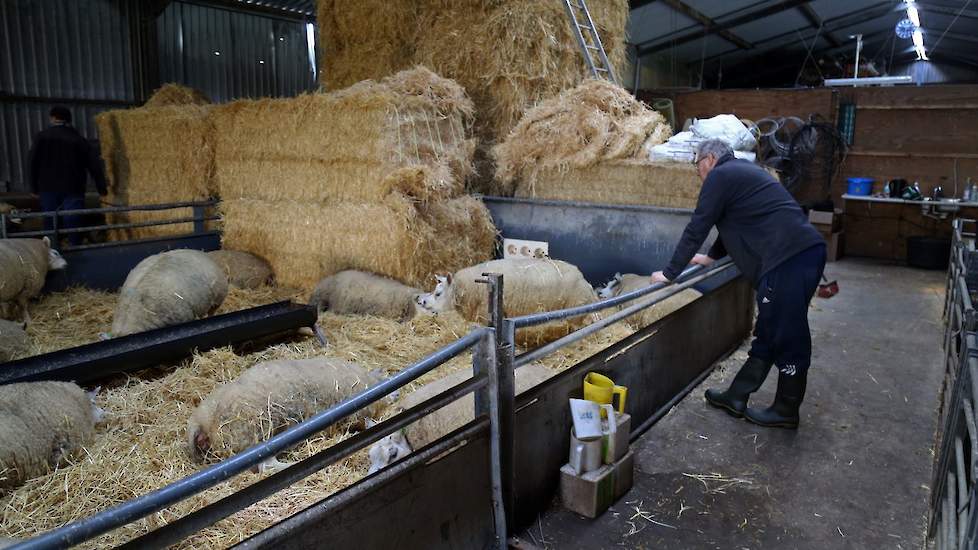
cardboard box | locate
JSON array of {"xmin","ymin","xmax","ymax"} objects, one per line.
[
  {"xmin": 826, "ymin": 231, "xmax": 843, "ymax": 262},
  {"xmin": 809, "ymin": 208, "xmax": 842, "ymax": 234},
  {"xmin": 601, "ymin": 413, "xmax": 631, "ymax": 465},
  {"xmin": 560, "ymin": 451, "xmax": 635, "ymax": 518}
]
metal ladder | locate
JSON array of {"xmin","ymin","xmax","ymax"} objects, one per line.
[{"xmin": 561, "ymin": 0, "xmax": 619, "ymax": 85}]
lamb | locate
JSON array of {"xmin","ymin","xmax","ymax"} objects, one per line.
[
  {"xmin": 206, "ymin": 250, "xmax": 274, "ymax": 289},
  {"xmin": 309, "ymin": 270, "xmax": 425, "ymax": 322},
  {"xmin": 0, "ymin": 381, "xmax": 104, "ymax": 489},
  {"xmin": 188, "ymin": 357, "xmax": 388, "ymax": 470},
  {"xmin": 109, "ymin": 249, "xmax": 228, "ymax": 337},
  {"xmin": 368, "ymin": 363, "xmax": 553, "ymax": 474},
  {"xmin": 417, "ymin": 258, "xmax": 599, "ymax": 346},
  {"xmin": 596, "ymin": 272, "xmax": 703, "ymax": 329},
  {"xmin": 0, "ymin": 237, "xmax": 67, "ymax": 324},
  {"xmin": 0, "ymin": 319, "xmax": 29, "ymax": 362}
]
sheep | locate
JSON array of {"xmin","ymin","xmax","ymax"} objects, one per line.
[
  {"xmin": 0, "ymin": 381, "xmax": 104, "ymax": 489},
  {"xmin": 0, "ymin": 538, "xmax": 20, "ymax": 549},
  {"xmin": 109, "ymin": 249, "xmax": 228, "ymax": 337},
  {"xmin": 417, "ymin": 258, "xmax": 599, "ymax": 346},
  {"xmin": 0, "ymin": 237, "xmax": 67, "ymax": 324},
  {"xmin": 596, "ymin": 272, "xmax": 703, "ymax": 329},
  {"xmin": 309, "ymin": 270, "xmax": 425, "ymax": 322},
  {"xmin": 206, "ymin": 250, "xmax": 274, "ymax": 289},
  {"xmin": 368, "ymin": 363, "xmax": 553, "ymax": 474},
  {"xmin": 0, "ymin": 319, "xmax": 29, "ymax": 362},
  {"xmin": 188, "ymin": 357, "xmax": 389, "ymax": 471}
]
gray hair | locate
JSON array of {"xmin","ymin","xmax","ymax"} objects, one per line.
[{"xmin": 694, "ymin": 139, "xmax": 734, "ymax": 162}]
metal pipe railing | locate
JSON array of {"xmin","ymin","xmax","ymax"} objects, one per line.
[
  {"xmin": 6, "ymin": 200, "xmax": 218, "ymax": 218},
  {"xmin": 13, "ymin": 327, "xmax": 491, "ymax": 550},
  {"xmin": 11, "ymin": 215, "xmax": 220, "ymax": 237},
  {"xmin": 515, "ymin": 261, "xmax": 735, "ymax": 367},
  {"xmin": 511, "ymin": 261, "xmax": 724, "ymax": 328}
]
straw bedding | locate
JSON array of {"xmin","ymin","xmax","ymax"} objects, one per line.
[
  {"xmin": 494, "ymin": 79, "xmax": 671, "ymax": 194},
  {"xmin": 0, "ymin": 286, "xmax": 634, "ymax": 548},
  {"xmin": 316, "ymin": 0, "xmax": 630, "ymax": 193},
  {"xmin": 515, "ymin": 159, "xmax": 704, "ymax": 209},
  {"xmin": 95, "ymin": 104, "xmax": 215, "ymax": 239}
]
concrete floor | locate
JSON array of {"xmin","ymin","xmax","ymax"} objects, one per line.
[{"xmin": 525, "ymin": 259, "xmax": 947, "ymax": 549}]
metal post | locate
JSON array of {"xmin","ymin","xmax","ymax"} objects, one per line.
[{"xmin": 193, "ymin": 204, "xmax": 205, "ymax": 234}]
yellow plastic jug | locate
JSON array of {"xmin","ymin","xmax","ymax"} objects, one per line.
[{"xmin": 583, "ymin": 372, "xmax": 627, "ymax": 417}]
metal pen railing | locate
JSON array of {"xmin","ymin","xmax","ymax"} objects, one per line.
[
  {"xmin": 930, "ymin": 218, "xmax": 978, "ymax": 549},
  {"xmin": 1, "ymin": 200, "xmax": 219, "ymax": 249},
  {"xmin": 10, "ymin": 259, "xmax": 737, "ymax": 550}
]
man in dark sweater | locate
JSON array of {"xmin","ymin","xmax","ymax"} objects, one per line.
[
  {"xmin": 28, "ymin": 106, "xmax": 107, "ymax": 246},
  {"xmin": 651, "ymin": 139, "xmax": 826, "ymax": 429}
]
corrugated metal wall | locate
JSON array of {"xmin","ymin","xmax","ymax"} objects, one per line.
[
  {"xmin": 1, "ymin": 0, "xmax": 317, "ymax": 193},
  {"xmin": 157, "ymin": 1, "xmax": 316, "ymax": 102},
  {"xmin": 0, "ymin": 0, "xmax": 141, "ymax": 193}
]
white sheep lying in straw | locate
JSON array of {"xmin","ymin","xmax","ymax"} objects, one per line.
[
  {"xmin": 0, "ymin": 237, "xmax": 67, "ymax": 324},
  {"xmin": 368, "ymin": 363, "xmax": 553, "ymax": 474},
  {"xmin": 309, "ymin": 270, "xmax": 425, "ymax": 322},
  {"xmin": 188, "ymin": 357, "xmax": 390, "ymax": 472},
  {"xmin": 596, "ymin": 272, "xmax": 703, "ymax": 329},
  {"xmin": 416, "ymin": 258, "xmax": 599, "ymax": 346},
  {"xmin": 109, "ymin": 249, "xmax": 228, "ymax": 337},
  {"xmin": 0, "ymin": 319, "xmax": 29, "ymax": 363},
  {"xmin": 206, "ymin": 250, "xmax": 274, "ymax": 289},
  {"xmin": 0, "ymin": 381, "xmax": 104, "ymax": 489}
]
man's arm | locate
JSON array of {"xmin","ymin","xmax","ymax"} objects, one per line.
[
  {"xmin": 661, "ymin": 174, "xmax": 727, "ymax": 280},
  {"xmin": 85, "ymin": 141, "xmax": 108, "ymax": 196}
]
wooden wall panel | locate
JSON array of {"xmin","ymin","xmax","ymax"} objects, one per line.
[{"xmin": 843, "ymin": 201, "xmax": 978, "ymax": 261}]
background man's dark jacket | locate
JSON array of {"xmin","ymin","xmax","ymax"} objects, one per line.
[
  {"xmin": 663, "ymin": 153, "xmax": 824, "ymax": 286},
  {"xmin": 29, "ymin": 124, "xmax": 107, "ymax": 195}
]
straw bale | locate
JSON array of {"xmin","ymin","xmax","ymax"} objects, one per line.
[
  {"xmin": 220, "ymin": 194, "xmax": 496, "ymax": 291},
  {"xmin": 207, "ymin": 250, "xmax": 274, "ymax": 289},
  {"xmin": 449, "ymin": 258, "xmax": 599, "ymax": 346},
  {"xmin": 143, "ymin": 84, "xmax": 211, "ymax": 108},
  {"xmin": 0, "ymin": 287, "xmax": 635, "ymax": 548},
  {"xmin": 516, "ymin": 159, "xmax": 703, "ymax": 209},
  {"xmin": 212, "ymin": 67, "xmax": 475, "ymax": 205},
  {"xmin": 494, "ymin": 79, "xmax": 670, "ymax": 192},
  {"xmin": 96, "ymin": 104, "xmax": 215, "ymax": 239}
]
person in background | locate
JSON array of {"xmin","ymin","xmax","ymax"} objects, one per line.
[
  {"xmin": 28, "ymin": 105, "xmax": 107, "ymax": 246},
  {"xmin": 650, "ymin": 139, "xmax": 826, "ymax": 429}
]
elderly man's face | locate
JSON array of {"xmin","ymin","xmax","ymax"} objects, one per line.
[{"xmin": 695, "ymin": 153, "xmax": 718, "ymax": 181}]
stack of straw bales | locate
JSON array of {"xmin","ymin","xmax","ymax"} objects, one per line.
[
  {"xmin": 494, "ymin": 78, "xmax": 700, "ymax": 207},
  {"xmin": 215, "ymin": 67, "xmax": 496, "ymax": 290},
  {"xmin": 316, "ymin": 0, "xmax": 629, "ymax": 192},
  {"xmin": 96, "ymin": 84, "xmax": 215, "ymax": 239}
]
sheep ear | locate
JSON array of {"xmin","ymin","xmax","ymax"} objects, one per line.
[
  {"xmin": 42, "ymin": 236, "xmax": 51, "ymax": 247},
  {"xmin": 445, "ymin": 273, "xmax": 453, "ymax": 285}
]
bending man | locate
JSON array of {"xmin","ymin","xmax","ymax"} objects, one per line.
[{"xmin": 651, "ymin": 139, "xmax": 826, "ymax": 429}]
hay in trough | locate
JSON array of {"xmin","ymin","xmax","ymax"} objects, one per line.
[
  {"xmin": 220, "ymin": 194, "xmax": 497, "ymax": 292},
  {"xmin": 515, "ymin": 159, "xmax": 703, "ymax": 209},
  {"xmin": 494, "ymin": 79, "xmax": 671, "ymax": 194},
  {"xmin": 211, "ymin": 67, "xmax": 475, "ymax": 205},
  {"xmin": 143, "ymin": 84, "xmax": 211, "ymax": 108},
  {"xmin": 95, "ymin": 105, "xmax": 215, "ymax": 239},
  {"xmin": 0, "ymin": 293, "xmax": 636, "ymax": 548}
]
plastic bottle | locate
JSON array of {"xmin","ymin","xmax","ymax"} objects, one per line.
[{"xmin": 964, "ymin": 185, "xmax": 972, "ymax": 202}]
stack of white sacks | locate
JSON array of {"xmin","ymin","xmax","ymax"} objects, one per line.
[{"xmin": 648, "ymin": 114, "xmax": 757, "ymax": 163}]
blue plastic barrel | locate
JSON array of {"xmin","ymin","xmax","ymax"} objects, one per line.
[{"xmin": 847, "ymin": 177, "xmax": 874, "ymax": 196}]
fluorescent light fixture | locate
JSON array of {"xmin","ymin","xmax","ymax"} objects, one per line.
[
  {"xmin": 905, "ymin": 0, "xmax": 927, "ymax": 59},
  {"xmin": 824, "ymin": 75, "xmax": 914, "ymax": 86}
]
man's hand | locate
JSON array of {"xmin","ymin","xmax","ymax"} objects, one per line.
[
  {"xmin": 650, "ymin": 271, "xmax": 670, "ymax": 285},
  {"xmin": 691, "ymin": 254, "xmax": 715, "ymax": 267}
]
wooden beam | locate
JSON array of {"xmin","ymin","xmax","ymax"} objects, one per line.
[
  {"xmin": 916, "ymin": 2, "xmax": 978, "ymax": 21},
  {"xmin": 637, "ymin": 0, "xmax": 811, "ymax": 56},
  {"xmin": 660, "ymin": 0, "xmax": 752, "ymax": 50},
  {"xmin": 796, "ymin": 4, "xmax": 842, "ymax": 47}
]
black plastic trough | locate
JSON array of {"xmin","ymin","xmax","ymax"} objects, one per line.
[{"xmin": 0, "ymin": 301, "xmax": 317, "ymax": 386}]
